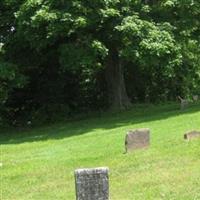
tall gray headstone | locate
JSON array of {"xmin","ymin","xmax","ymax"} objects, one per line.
[
  {"xmin": 125, "ymin": 128, "xmax": 150, "ymax": 153},
  {"xmin": 75, "ymin": 167, "xmax": 109, "ymax": 200}
]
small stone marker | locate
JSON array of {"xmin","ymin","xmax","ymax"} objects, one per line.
[
  {"xmin": 75, "ymin": 167, "xmax": 109, "ymax": 200},
  {"xmin": 184, "ymin": 130, "xmax": 200, "ymax": 141},
  {"xmin": 125, "ymin": 128, "xmax": 150, "ymax": 153},
  {"xmin": 193, "ymin": 95, "xmax": 198, "ymax": 101},
  {"xmin": 178, "ymin": 96, "xmax": 189, "ymax": 110}
]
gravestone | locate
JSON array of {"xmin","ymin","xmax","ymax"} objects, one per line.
[
  {"xmin": 193, "ymin": 95, "xmax": 198, "ymax": 102},
  {"xmin": 75, "ymin": 167, "xmax": 109, "ymax": 200},
  {"xmin": 184, "ymin": 130, "xmax": 200, "ymax": 141},
  {"xmin": 125, "ymin": 128, "xmax": 150, "ymax": 153},
  {"xmin": 178, "ymin": 96, "xmax": 189, "ymax": 110},
  {"xmin": 180, "ymin": 99, "xmax": 189, "ymax": 110}
]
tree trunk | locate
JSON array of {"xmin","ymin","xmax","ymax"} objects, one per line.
[{"xmin": 105, "ymin": 48, "xmax": 132, "ymax": 110}]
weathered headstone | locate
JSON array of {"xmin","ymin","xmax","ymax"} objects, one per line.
[
  {"xmin": 125, "ymin": 128, "xmax": 150, "ymax": 153},
  {"xmin": 184, "ymin": 130, "xmax": 200, "ymax": 141},
  {"xmin": 75, "ymin": 167, "xmax": 109, "ymax": 200},
  {"xmin": 178, "ymin": 96, "xmax": 189, "ymax": 110},
  {"xmin": 193, "ymin": 95, "xmax": 199, "ymax": 102}
]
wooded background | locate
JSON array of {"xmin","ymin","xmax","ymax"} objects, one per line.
[{"xmin": 0, "ymin": 0, "xmax": 200, "ymax": 125}]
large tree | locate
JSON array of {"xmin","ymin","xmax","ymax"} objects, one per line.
[
  {"xmin": 1, "ymin": 0, "xmax": 200, "ymax": 125},
  {"xmin": 7, "ymin": 0, "xmax": 182, "ymax": 110}
]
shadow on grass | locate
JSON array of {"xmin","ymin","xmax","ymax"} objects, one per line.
[{"xmin": 1, "ymin": 102, "xmax": 200, "ymax": 145}]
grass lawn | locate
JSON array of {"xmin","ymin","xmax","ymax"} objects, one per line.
[{"xmin": 1, "ymin": 103, "xmax": 200, "ymax": 200}]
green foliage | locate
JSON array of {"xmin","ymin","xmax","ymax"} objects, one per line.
[
  {"xmin": 0, "ymin": 60, "xmax": 26, "ymax": 125},
  {"xmin": 0, "ymin": 62, "xmax": 25, "ymax": 103},
  {"xmin": 0, "ymin": 0, "xmax": 200, "ymax": 124}
]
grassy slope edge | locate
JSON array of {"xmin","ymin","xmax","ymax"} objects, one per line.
[{"xmin": 1, "ymin": 103, "xmax": 200, "ymax": 199}]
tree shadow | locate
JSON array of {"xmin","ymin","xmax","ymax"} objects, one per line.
[{"xmin": 1, "ymin": 102, "xmax": 200, "ymax": 145}]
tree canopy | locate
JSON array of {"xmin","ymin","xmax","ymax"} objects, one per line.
[{"xmin": 0, "ymin": 0, "xmax": 200, "ymax": 125}]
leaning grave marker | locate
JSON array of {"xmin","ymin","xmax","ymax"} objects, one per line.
[
  {"xmin": 75, "ymin": 167, "xmax": 109, "ymax": 200},
  {"xmin": 184, "ymin": 130, "xmax": 200, "ymax": 141},
  {"xmin": 125, "ymin": 128, "xmax": 150, "ymax": 153}
]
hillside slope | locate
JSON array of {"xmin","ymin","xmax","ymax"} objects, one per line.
[{"xmin": 1, "ymin": 103, "xmax": 200, "ymax": 199}]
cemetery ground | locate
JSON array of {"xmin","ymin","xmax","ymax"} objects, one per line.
[{"xmin": 1, "ymin": 103, "xmax": 200, "ymax": 200}]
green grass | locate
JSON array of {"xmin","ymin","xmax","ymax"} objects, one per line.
[{"xmin": 1, "ymin": 103, "xmax": 200, "ymax": 200}]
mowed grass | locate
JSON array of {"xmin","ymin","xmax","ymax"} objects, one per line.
[{"xmin": 1, "ymin": 103, "xmax": 200, "ymax": 200}]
